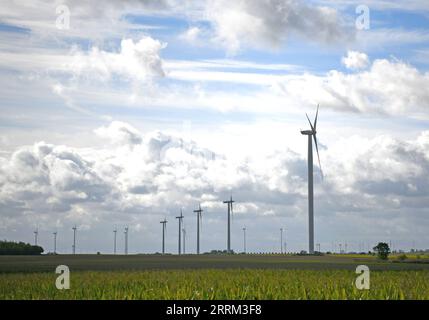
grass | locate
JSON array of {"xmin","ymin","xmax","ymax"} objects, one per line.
[
  {"xmin": 1, "ymin": 269, "xmax": 428, "ymax": 300},
  {"xmin": 1, "ymin": 254, "xmax": 428, "ymax": 300}
]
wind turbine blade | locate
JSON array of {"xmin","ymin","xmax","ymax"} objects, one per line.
[
  {"xmin": 314, "ymin": 104, "xmax": 319, "ymax": 131},
  {"xmin": 306, "ymin": 113, "xmax": 315, "ymax": 132},
  {"xmin": 313, "ymin": 134, "xmax": 324, "ymax": 179}
]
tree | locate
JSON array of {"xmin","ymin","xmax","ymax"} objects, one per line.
[{"xmin": 373, "ymin": 242, "xmax": 390, "ymax": 260}]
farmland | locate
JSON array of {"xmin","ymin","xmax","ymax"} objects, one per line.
[{"xmin": 1, "ymin": 254, "xmax": 429, "ymax": 299}]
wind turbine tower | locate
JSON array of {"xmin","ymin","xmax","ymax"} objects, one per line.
[
  {"xmin": 223, "ymin": 196, "xmax": 235, "ymax": 253},
  {"xmin": 242, "ymin": 227, "xmax": 246, "ymax": 254},
  {"xmin": 53, "ymin": 231, "xmax": 57, "ymax": 254},
  {"xmin": 124, "ymin": 226, "xmax": 129, "ymax": 255},
  {"xmin": 34, "ymin": 228, "xmax": 38, "ymax": 246},
  {"xmin": 194, "ymin": 204, "xmax": 203, "ymax": 254},
  {"xmin": 300, "ymin": 105, "xmax": 323, "ymax": 254},
  {"xmin": 72, "ymin": 225, "xmax": 77, "ymax": 254},
  {"xmin": 280, "ymin": 228, "xmax": 283, "ymax": 254},
  {"xmin": 113, "ymin": 228, "xmax": 117, "ymax": 254},
  {"xmin": 176, "ymin": 210, "xmax": 184, "ymax": 255},
  {"xmin": 160, "ymin": 219, "xmax": 167, "ymax": 254}
]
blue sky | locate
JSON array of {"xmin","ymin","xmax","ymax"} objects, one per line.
[{"xmin": 0, "ymin": 0, "xmax": 429, "ymax": 254}]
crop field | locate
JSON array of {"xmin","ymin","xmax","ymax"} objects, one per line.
[{"xmin": 1, "ymin": 254, "xmax": 429, "ymax": 300}]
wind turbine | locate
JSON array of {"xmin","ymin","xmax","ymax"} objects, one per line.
[
  {"xmin": 113, "ymin": 228, "xmax": 117, "ymax": 254},
  {"xmin": 160, "ymin": 219, "xmax": 167, "ymax": 254},
  {"xmin": 193, "ymin": 204, "xmax": 203, "ymax": 254},
  {"xmin": 280, "ymin": 228, "xmax": 284, "ymax": 254},
  {"xmin": 72, "ymin": 225, "xmax": 77, "ymax": 254},
  {"xmin": 124, "ymin": 226, "xmax": 129, "ymax": 255},
  {"xmin": 300, "ymin": 104, "xmax": 323, "ymax": 254},
  {"xmin": 34, "ymin": 228, "xmax": 38, "ymax": 246},
  {"xmin": 242, "ymin": 227, "xmax": 246, "ymax": 254},
  {"xmin": 176, "ymin": 210, "xmax": 184, "ymax": 255},
  {"xmin": 223, "ymin": 195, "xmax": 235, "ymax": 253},
  {"xmin": 53, "ymin": 231, "xmax": 57, "ymax": 254}
]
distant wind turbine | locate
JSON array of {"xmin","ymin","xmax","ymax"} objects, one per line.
[
  {"xmin": 124, "ymin": 226, "xmax": 129, "ymax": 255},
  {"xmin": 193, "ymin": 204, "xmax": 203, "ymax": 254},
  {"xmin": 34, "ymin": 228, "xmax": 38, "ymax": 246},
  {"xmin": 176, "ymin": 210, "xmax": 184, "ymax": 255},
  {"xmin": 53, "ymin": 231, "xmax": 57, "ymax": 254},
  {"xmin": 72, "ymin": 225, "xmax": 77, "ymax": 254},
  {"xmin": 242, "ymin": 227, "xmax": 246, "ymax": 254},
  {"xmin": 223, "ymin": 196, "xmax": 235, "ymax": 253},
  {"xmin": 160, "ymin": 219, "xmax": 167, "ymax": 254},
  {"xmin": 300, "ymin": 104, "xmax": 323, "ymax": 254}
]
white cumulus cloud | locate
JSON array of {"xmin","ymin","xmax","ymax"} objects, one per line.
[{"xmin": 342, "ymin": 50, "xmax": 369, "ymax": 70}]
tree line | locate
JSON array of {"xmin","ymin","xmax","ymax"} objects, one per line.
[{"xmin": 0, "ymin": 240, "xmax": 44, "ymax": 255}]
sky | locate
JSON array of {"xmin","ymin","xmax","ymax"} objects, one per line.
[{"xmin": 0, "ymin": 0, "xmax": 429, "ymax": 254}]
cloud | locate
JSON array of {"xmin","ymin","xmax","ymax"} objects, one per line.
[
  {"xmin": 315, "ymin": 0, "xmax": 429, "ymax": 12},
  {"xmin": 0, "ymin": 0, "xmax": 353, "ymax": 56},
  {"xmin": 0, "ymin": 141, "xmax": 112, "ymax": 219},
  {"xmin": 1, "ymin": 122, "xmax": 429, "ymax": 246},
  {"xmin": 204, "ymin": 0, "xmax": 352, "ymax": 54},
  {"xmin": 326, "ymin": 134, "xmax": 429, "ymax": 198},
  {"xmin": 0, "ymin": 0, "xmax": 172, "ymax": 40},
  {"xmin": 95, "ymin": 121, "xmax": 143, "ymax": 146},
  {"xmin": 10, "ymin": 44, "xmax": 428, "ymax": 119},
  {"xmin": 0, "ymin": 122, "xmax": 303, "ymax": 231},
  {"xmin": 40, "ymin": 53, "xmax": 429, "ymax": 118},
  {"xmin": 180, "ymin": 27, "xmax": 203, "ymax": 43},
  {"xmin": 276, "ymin": 56, "xmax": 429, "ymax": 117},
  {"xmin": 342, "ymin": 50, "xmax": 369, "ymax": 70},
  {"xmin": 355, "ymin": 28, "xmax": 429, "ymax": 51},
  {"xmin": 69, "ymin": 36, "xmax": 166, "ymax": 82}
]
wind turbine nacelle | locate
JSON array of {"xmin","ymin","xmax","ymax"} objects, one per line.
[{"xmin": 300, "ymin": 130, "xmax": 314, "ymax": 135}]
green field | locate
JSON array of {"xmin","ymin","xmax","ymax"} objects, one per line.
[{"xmin": 1, "ymin": 254, "xmax": 428, "ymax": 300}]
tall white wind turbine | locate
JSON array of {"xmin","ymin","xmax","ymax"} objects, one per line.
[{"xmin": 300, "ymin": 105, "xmax": 323, "ymax": 254}]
